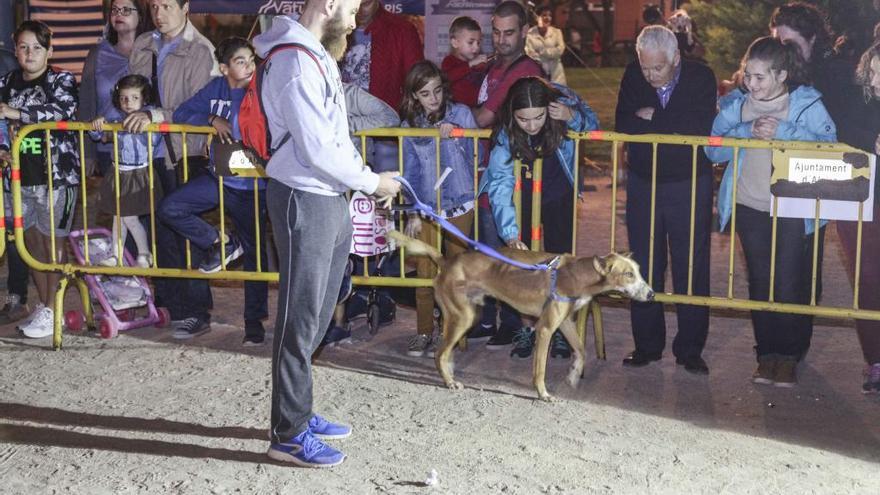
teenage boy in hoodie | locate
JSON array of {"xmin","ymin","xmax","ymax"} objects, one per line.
[
  {"xmin": 159, "ymin": 37, "xmax": 268, "ymax": 345},
  {"xmin": 253, "ymin": 0, "xmax": 401, "ymax": 467}
]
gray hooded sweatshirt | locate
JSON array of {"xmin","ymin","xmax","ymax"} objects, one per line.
[{"xmin": 252, "ymin": 15, "xmax": 380, "ymax": 195}]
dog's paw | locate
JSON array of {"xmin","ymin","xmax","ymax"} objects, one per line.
[
  {"xmin": 538, "ymin": 393, "xmax": 556, "ymax": 402},
  {"xmin": 566, "ymin": 370, "xmax": 582, "ymax": 388},
  {"xmin": 445, "ymin": 380, "xmax": 464, "ymax": 390}
]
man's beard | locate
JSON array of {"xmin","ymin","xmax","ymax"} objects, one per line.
[{"xmin": 322, "ymin": 14, "xmax": 350, "ymax": 60}]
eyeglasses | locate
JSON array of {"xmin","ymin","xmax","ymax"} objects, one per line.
[{"xmin": 110, "ymin": 6, "xmax": 137, "ymax": 16}]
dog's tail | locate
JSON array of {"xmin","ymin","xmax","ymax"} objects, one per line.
[{"xmin": 389, "ymin": 231, "xmax": 445, "ymax": 268}]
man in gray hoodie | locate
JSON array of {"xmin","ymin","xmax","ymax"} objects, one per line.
[{"xmin": 253, "ymin": 0, "xmax": 401, "ymax": 468}]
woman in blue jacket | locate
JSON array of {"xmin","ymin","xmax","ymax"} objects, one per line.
[
  {"xmin": 705, "ymin": 37, "xmax": 836, "ymax": 387},
  {"xmin": 480, "ymin": 76, "xmax": 599, "ymax": 359}
]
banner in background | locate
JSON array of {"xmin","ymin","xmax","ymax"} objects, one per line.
[{"xmin": 190, "ymin": 0, "xmax": 426, "ymax": 16}]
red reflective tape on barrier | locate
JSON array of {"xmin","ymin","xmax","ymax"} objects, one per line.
[
  {"xmin": 588, "ymin": 130, "xmax": 604, "ymax": 141},
  {"xmin": 13, "ymin": 217, "xmax": 22, "ymax": 228},
  {"xmin": 514, "ymin": 179, "xmax": 521, "ymax": 192},
  {"xmin": 532, "ymin": 180, "xmax": 542, "ymax": 193},
  {"xmin": 707, "ymin": 136, "xmax": 723, "ymax": 147},
  {"xmin": 158, "ymin": 123, "xmax": 171, "ymax": 133},
  {"xmin": 10, "ymin": 169, "xmax": 20, "ymax": 181},
  {"xmin": 532, "ymin": 226, "xmax": 542, "ymax": 240},
  {"xmin": 56, "ymin": 121, "xmax": 69, "ymax": 130},
  {"xmin": 449, "ymin": 128, "xmax": 464, "ymax": 138},
  {"xmin": 0, "ymin": 217, "xmax": 5, "ymax": 228}
]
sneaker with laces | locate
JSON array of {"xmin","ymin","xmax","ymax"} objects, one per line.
[
  {"xmin": 426, "ymin": 332, "xmax": 442, "ymax": 358},
  {"xmin": 862, "ymin": 363, "xmax": 880, "ymax": 394},
  {"xmin": 19, "ymin": 306, "xmax": 55, "ymax": 339},
  {"xmin": 486, "ymin": 324, "xmax": 517, "ymax": 349},
  {"xmin": 773, "ymin": 357, "xmax": 797, "ymax": 388},
  {"xmin": 407, "ymin": 333, "xmax": 431, "ymax": 357},
  {"xmin": 136, "ymin": 253, "xmax": 153, "ymax": 268},
  {"xmin": 172, "ymin": 316, "xmax": 211, "ymax": 339},
  {"xmin": 467, "ymin": 322, "xmax": 495, "ymax": 341},
  {"xmin": 308, "ymin": 414, "xmax": 351, "ymax": 439},
  {"xmin": 267, "ymin": 429, "xmax": 345, "ymax": 468},
  {"xmin": 510, "ymin": 326, "xmax": 536, "ymax": 359},
  {"xmin": 550, "ymin": 331, "xmax": 572, "ymax": 359},
  {"xmin": 345, "ymin": 294, "xmax": 368, "ymax": 320},
  {"xmin": 0, "ymin": 294, "xmax": 30, "ymax": 325},
  {"xmin": 242, "ymin": 320, "xmax": 265, "ymax": 346},
  {"xmin": 320, "ymin": 324, "xmax": 351, "ymax": 347},
  {"xmin": 199, "ymin": 236, "xmax": 244, "ymax": 273},
  {"xmin": 752, "ymin": 354, "xmax": 777, "ymax": 385}
]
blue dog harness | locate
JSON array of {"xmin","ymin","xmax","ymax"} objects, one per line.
[{"xmin": 393, "ymin": 176, "xmax": 578, "ymax": 304}]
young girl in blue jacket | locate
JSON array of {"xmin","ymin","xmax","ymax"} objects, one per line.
[
  {"xmin": 399, "ymin": 60, "xmax": 479, "ymax": 357},
  {"xmin": 480, "ymin": 76, "xmax": 599, "ymax": 359},
  {"xmin": 90, "ymin": 74, "xmax": 163, "ymax": 268},
  {"xmin": 705, "ymin": 36, "xmax": 836, "ymax": 387}
]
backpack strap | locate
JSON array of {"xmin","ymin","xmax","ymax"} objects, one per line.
[{"xmin": 258, "ymin": 43, "xmax": 329, "ymax": 154}]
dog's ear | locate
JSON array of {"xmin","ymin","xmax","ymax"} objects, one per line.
[
  {"xmin": 593, "ymin": 255, "xmax": 609, "ymax": 276},
  {"xmin": 619, "ymin": 251, "xmax": 633, "ymax": 259}
]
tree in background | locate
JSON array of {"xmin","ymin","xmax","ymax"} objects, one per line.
[{"xmin": 688, "ymin": 0, "xmax": 879, "ymax": 81}]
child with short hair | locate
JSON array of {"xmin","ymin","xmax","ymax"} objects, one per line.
[
  {"xmin": 90, "ymin": 74, "xmax": 163, "ymax": 268},
  {"xmin": 706, "ymin": 36, "xmax": 836, "ymax": 387},
  {"xmin": 0, "ymin": 20, "xmax": 79, "ymax": 338},
  {"xmin": 441, "ymin": 16, "xmax": 488, "ymax": 107},
  {"xmin": 160, "ymin": 37, "xmax": 268, "ymax": 344}
]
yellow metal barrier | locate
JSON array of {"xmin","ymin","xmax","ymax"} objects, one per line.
[{"xmin": 9, "ymin": 122, "xmax": 880, "ymax": 355}]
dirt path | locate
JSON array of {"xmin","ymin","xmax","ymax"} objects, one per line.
[{"xmin": 0, "ymin": 178, "xmax": 878, "ymax": 493}]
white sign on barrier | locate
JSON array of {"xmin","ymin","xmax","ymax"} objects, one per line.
[{"xmin": 349, "ymin": 191, "xmax": 396, "ymax": 257}]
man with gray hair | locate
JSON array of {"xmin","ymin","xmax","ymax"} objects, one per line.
[{"xmin": 614, "ymin": 25, "xmax": 717, "ymax": 374}]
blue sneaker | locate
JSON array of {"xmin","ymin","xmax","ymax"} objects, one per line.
[
  {"xmin": 267, "ymin": 429, "xmax": 345, "ymax": 468},
  {"xmin": 309, "ymin": 414, "xmax": 352, "ymax": 439}
]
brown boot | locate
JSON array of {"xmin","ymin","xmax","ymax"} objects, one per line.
[
  {"xmin": 752, "ymin": 354, "xmax": 777, "ymax": 385},
  {"xmin": 774, "ymin": 357, "xmax": 798, "ymax": 388}
]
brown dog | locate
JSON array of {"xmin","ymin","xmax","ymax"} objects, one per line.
[{"xmin": 390, "ymin": 231, "xmax": 654, "ymax": 401}]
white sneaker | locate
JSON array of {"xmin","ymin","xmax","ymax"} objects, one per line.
[
  {"xmin": 20, "ymin": 306, "xmax": 55, "ymax": 338},
  {"xmin": 136, "ymin": 253, "xmax": 152, "ymax": 268},
  {"xmin": 17, "ymin": 303, "xmax": 45, "ymax": 329}
]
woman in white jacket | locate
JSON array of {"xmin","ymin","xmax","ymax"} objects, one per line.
[{"xmin": 526, "ymin": 6, "xmax": 567, "ymax": 85}]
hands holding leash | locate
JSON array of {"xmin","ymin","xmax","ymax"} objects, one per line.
[
  {"xmin": 373, "ymin": 171, "xmax": 402, "ymax": 209},
  {"xmin": 507, "ymin": 238, "xmax": 528, "ymax": 250}
]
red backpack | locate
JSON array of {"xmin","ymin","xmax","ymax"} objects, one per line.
[{"xmin": 239, "ymin": 43, "xmax": 325, "ymax": 164}]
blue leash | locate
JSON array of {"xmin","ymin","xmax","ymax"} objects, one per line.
[{"xmin": 392, "ymin": 176, "xmax": 578, "ymax": 303}]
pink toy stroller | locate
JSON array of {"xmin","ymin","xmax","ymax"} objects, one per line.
[{"xmin": 65, "ymin": 227, "xmax": 170, "ymax": 338}]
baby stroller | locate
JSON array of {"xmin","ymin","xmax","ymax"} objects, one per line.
[
  {"xmin": 322, "ymin": 192, "xmax": 398, "ymax": 346},
  {"xmin": 65, "ymin": 227, "xmax": 171, "ymax": 338}
]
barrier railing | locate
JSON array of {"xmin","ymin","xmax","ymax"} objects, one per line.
[{"xmin": 8, "ymin": 122, "xmax": 879, "ymax": 355}]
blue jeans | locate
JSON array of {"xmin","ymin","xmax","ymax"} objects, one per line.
[
  {"xmin": 152, "ymin": 158, "xmax": 213, "ymax": 321},
  {"xmin": 157, "ymin": 173, "xmax": 269, "ymax": 323}
]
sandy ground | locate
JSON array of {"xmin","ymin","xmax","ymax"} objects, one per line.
[{"xmin": 0, "ymin": 178, "xmax": 878, "ymax": 494}]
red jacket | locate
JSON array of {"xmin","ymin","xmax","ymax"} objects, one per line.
[{"xmin": 364, "ymin": 7, "xmax": 424, "ymax": 109}]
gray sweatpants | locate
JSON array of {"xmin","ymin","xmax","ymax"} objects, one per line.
[{"xmin": 267, "ymin": 180, "xmax": 352, "ymax": 442}]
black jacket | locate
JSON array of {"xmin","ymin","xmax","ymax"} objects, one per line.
[{"xmin": 615, "ymin": 59, "xmax": 717, "ymax": 182}]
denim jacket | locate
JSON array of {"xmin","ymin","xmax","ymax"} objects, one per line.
[
  {"xmin": 479, "ymin": 83, "xmax": 599, "ymax": 242},
  {"xmin": 706, "ymin": 86, "xmax": 837, "ymax": 235},
  {"xmin": 401, "ymin": 102, "xmax": 478, "ymax": 213},
  {"xmin": 88, "ymin": 106, "xmax": 163, "ymax": 169}
]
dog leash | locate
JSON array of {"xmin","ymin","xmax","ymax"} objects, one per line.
[{"xmin": 392, "ymin": 176, "xmax": 579, "ymax": 303}]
